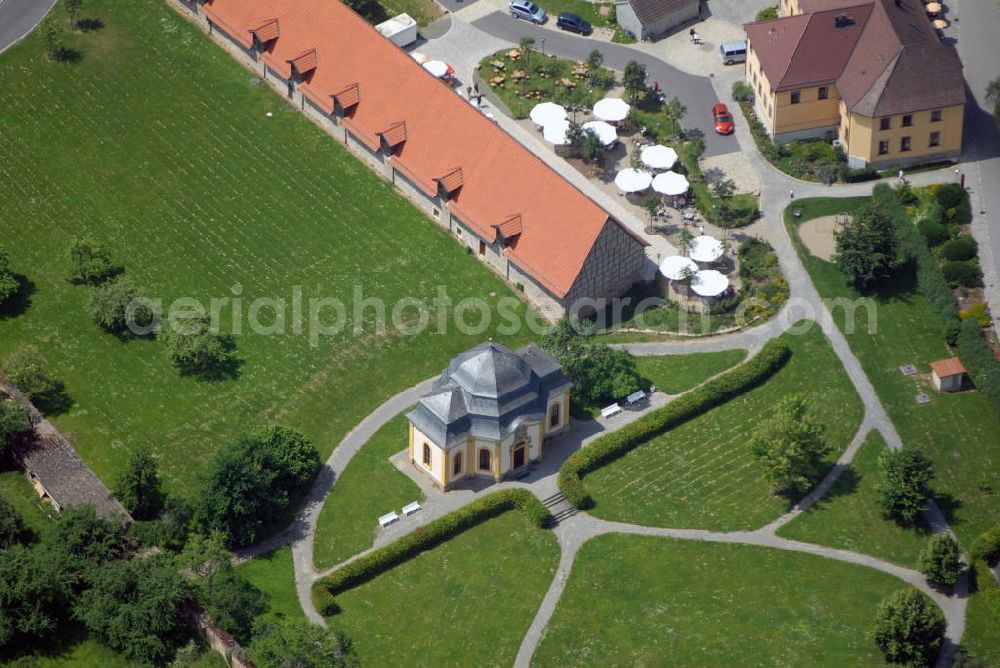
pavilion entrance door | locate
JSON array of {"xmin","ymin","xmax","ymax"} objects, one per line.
[{"xmin": 512, "ymin": 442, "xmax": 526, "ymax": 470}]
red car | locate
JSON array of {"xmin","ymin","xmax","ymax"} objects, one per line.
[{"xmin": 712, "ymin": 103, "xmax": 734, "ymax": 135}]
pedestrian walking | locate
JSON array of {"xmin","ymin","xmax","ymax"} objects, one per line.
[
  {"xmin": 790, "ymin": 189, "xmax": 795, "ymax": 199},
  {"xmin": 898, "ymin": 168, "xmax": 905, "ymax": 184}
]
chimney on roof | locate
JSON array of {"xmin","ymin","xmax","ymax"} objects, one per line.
[{"xmin": 834, "ymin": 14, "xmax": 854, "ymax": 29}]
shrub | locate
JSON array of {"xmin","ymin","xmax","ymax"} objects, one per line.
[
  {"xmin": 0, "ymin": 395, "xmax": 31, "ymax": 459},
  {"xmin": 918, "ymin": 218, "xmax": 951, "ymax": 247},
  {"xmin": 838, "ymin": 164, "xmax": 879, "ymax": 183},
  {"xmin": 933, "ymin": 183, "xmax": 965, "ymax": 210},
  {"xmin": 0, "ymin": 497, "xmax": 27, "ymax": 548},
  {"xmin": 748, "ymin": 394, "xmax": 828, "ymax": 494},
  {"xmin": 160, "ymin": 315, "xmax": 239, "ymax": 380},
  {"xmin": 755, "ymin": 5, "xmax": 778, "ymax": 20},
  {"xmin": 871, "ymin": 589, "xmax": 945, "ymax": 666},
  {"xmin": 969, "ymin": 526, "xmax": 1000, "ymax": 565},
  {"xmin": 250, "ymin": 618, "xmax": 356, "ymax": 668},
  {"xmin": 942, "ymin": 260, "xmax": 982, "ymax": 288},
  {"xmin": 113, "ymin": 448, "xmax": 163, "ymax": 520},
  {"xmin": 313, "ymin": 489, "xmax": 551, "ymax": 604},
  {"xmin": 959, "ymin": 303, "xmax": 991, "ymax": 328},
  {"xmin": 558, "ymin": 339, "xmax": 791, "ymax": 508},
  {"xmin": 939, "ymin": 235, "xmax": 978, "ymax": 262},
  {"xmin": 542, "ymin": 319, "xmax": 641, "ymax": 405},
  {"xmin": 0, "ymin": 544, "xmax": 75, "ymax": 645},
  {"xmin": 917, "ymin": 534, "xmax": 963, "ymax": 585},
  {"xmin": 731, "ymin": 81, "xmax": 753, "ymax": 102}
]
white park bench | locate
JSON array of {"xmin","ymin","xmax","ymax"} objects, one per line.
[
  {"xmin": 378, "ymin": 511, "xmax": 399, "ymax": 528},
  {"xmin": 601, "ymin": 403, "xmax": 623, "ymax": 419},
  {"xmin": 626, "ymin": 390, "xmax": 646, "ymax": 406},
  {"xmin": 402, "ymin": 501, "xmax": 422, "ymax": 516}
]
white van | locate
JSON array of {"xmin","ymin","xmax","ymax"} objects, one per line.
[{"xmin": 720, "ymin": 41, "xmax": 747, "ymax": 65}]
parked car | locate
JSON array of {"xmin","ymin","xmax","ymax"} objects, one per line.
[
  {"xmin": 509, "ymin": 0, "xmax": 547, "ymax": 24},
  {"xmin": 556, "ymin": 12, "xmax": 592, "ymax": 34},
  {"xmin": 712, "ymin": 103, "xmax": 734, "ymax": 135}
]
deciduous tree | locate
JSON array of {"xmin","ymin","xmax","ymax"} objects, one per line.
[
  {"xmin": 0, "ymin": 247, "xmax": 20, "ymax": 308},
  {"xmin": 160, "ymin": 315, "xmax": 239, "ymax": 380},
  {"xmin": 0, "ymin": 395, "xmax": 30, "ymax": 459},
  {"xmin": 834, "ymin": 188, "xmax": 901, "ymax": 290},
  {"xmin": 870, "ymin": 589, "xmax": 945, "ymax": 665},
  {"xmin": 917, "ymin": 534, "xmax": 963, "ymax": 585},
  {"xmin": 0, "ymin": 544, "xmax": 75, "ymax": 645},
  {"xmin": 876, "ymin": 448, "xmax": 934, "ymax": 526},
  {"xmin": 66, "ymin": 236, "xmax": 118, "ymax": 285},
  {"xmin": 89, "ymin": 276, "xmax": 154, "ymax": 335},
  {"xmin": 622, "ymin": 61, "xmax": 646, "ymax": 102},
  {"xmin": 5, "ymin": 343, "xmax": 60, "ymax": 404},
  {"xmin": 250, "ymin": 617, "xmax": 358, "ymax": 668},
  {"xmin": 748, "ymin": 394, "xmax": 828, "ymax": 494},
  {"xmin": 114, "ymin": 448, "xmax": 164, "ymax": 520}
]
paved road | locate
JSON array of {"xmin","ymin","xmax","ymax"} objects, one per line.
[
  {"xmin": 470, "ymin": 11, "xmax": 741, "ymax": 158},
  {"xmin": 0, "ymin": 0, "xmax": 57, "ymax": 55},
  {"xmin": 953, "ymin": 0, "xmax": 1000, "ymax": 339}
]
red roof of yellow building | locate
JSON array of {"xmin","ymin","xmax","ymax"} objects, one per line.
[
  {"xmin": 930, "ymin": 358, "xmax": 965, "ymax": 378},
  {"xmin": 202, "ymin": 0, "xmax": 645, "ymax": 298}
]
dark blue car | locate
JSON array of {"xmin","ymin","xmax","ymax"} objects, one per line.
[{"xmin": 556, "ymin": 12, "xmax": 592, "ymax": 35}]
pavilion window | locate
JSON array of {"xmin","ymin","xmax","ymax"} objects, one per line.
[
  {"xmin": 422, "ymin": 444, "xmax": 431, "ymax": 467},
  {"xmin": 454, "ymin": 452, "xmax": 463, "ymax": 476},
  {"xmin": 550, "ymin": 403, "xmax": 560, "ymax": 427},
  {"xmin": 478, "ymin": 449, "xmax": 491, "ymax": 471}
]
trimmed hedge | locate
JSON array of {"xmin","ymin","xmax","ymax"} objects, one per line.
[
  {"xmin": 558, "ymin": 339, "xmax": 792, "ymax": 508},
  {"xmin": 969, "ymin": 526, "xmax": 1000, "ymax": 565},
  {"xmin": 313, "ymin": 489, "xmax": 551, "ymax": 609},
  {"xmin": 956, "ymin": 318, "xmax": 1000, "ymax": 417},
  {"xmin": 940, "ymin": 236, "xmax": 978, "ymax": 262},
  {"xmin": 942, "ymin": 260, "xmax": 983, "ymax": 288}
]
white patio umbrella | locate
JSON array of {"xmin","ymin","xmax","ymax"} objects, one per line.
[
  {"xmin": 691, "ymin": 270, "xmax": 729, "ymax": 297},
  {"xmin": 423, "ymin": 60, "xmax": 449, "ymax": 78},
  {"xmin": 581, "ymin": 120, "xmax": 618, "ymax": 146},
  {"xmin": 659, "ymin": 255, "xmax": 698, "ymax": 280},
  {"xmin": 689, "ymin": 235, "xmax": 725, "ymax": 263},
  {"xmin": 543, "ymin": 119, "xmax": 571, "ymax": 145},
  {"xmin": 652, "ymin": 171, "xmax": 690, "ymax": 196},
  {"xmin": 410, "ymin": 51, "xmax": 429, "ymax": 64},
  {"xmin": 593, "ymin": 97, "xmax": 631, "ymax": 122},
  {"xmin": 530, "ymin": 102, "xmax": 567, "ymax": 127},
  {"xmin": 641, "ymin": 145, "xmax": 678, "ymax": 170},
  {"xmin": 614, "ymin": 168, "xmax": 652, "ymax": 193}
]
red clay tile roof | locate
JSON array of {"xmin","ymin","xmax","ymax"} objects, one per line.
[
  {"xmin": 837, "ymin": 0, "xmax": 964, "ymax": 117},
  {"xmin": 435, "ymin": 167, "xmax": 464, "ymax": 194},
  {"xmin": 288, "ymin": 48, "xmax": 318, "ymax": 76},
  {"xmin": 495, "ymin": 214, "xmax": 524, "ymax": 242},
  {"xmin": 252, "ymin": 18, "xmax": 280, "ymax": 44},
  {"xmin": 930, "ymin": 357, "xmax": 965, "ymax": 378},
  {"xmin": 748, "ymin": 0, "xmax": 964, "ymax": 117},
  {"xmin": 746, "ymin": 4, "xmax": 872, "ymax": 92},
  {"xmin": 202, "ymin": 0, "xmax": 646, "ymax": 298},
  {"xmin": 379, "ymin": 121, "xmax": 407, "ymax": 148},
  {"xmin": 798, "ymin": 0, "xmax": 871, "ymax": 12}
]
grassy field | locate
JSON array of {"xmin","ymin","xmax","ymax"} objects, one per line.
[
  {"xmin": 785, "ymin": 198, "xmax": 1000, "ymax": 548},
  {"xmin": 323, "ymin": 511, "xmax": 558, "ymax": 666},
  {"xmin": 0, "ymin": 468, "xmax": 58, "ymax": 537},
  {"xmin": 533, "ymin": 534, "xmax": 924, "ymax": 667},
  {"xmin": 377, "ymin": 0, "xmax": 442, "ymax": 26},
  {"xmin": 583, "ymin": 326, "xmax": 864, "ymax": 530},
  {"xmin": 0, "ymin": 0, "xmax": 533, "ymax": 496},
  {"xmin": 236, "ymin": 546, "xmax": 304, "ymax": 622},
  {"xmin": 777, "ymin": 431, "xmax": 931, "ymax": 567},
  {"xmin": 313, "ymin": 412, "xmax": 423, "ymax": 569},
  {"xmin": 633, "ymin": 349, "xmax": 746, "ymax": 394}
]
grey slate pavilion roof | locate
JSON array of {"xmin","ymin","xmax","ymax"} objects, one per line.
[{"xmin": 407, "ymin": 342, "xmax": 572, "ymax": 449}]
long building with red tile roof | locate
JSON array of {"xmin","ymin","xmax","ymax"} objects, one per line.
[{"xmin": 189, "ymin": 0, "xmax": 647, "ymax": 318}]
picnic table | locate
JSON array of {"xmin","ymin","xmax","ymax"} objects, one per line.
[
  {"xmin": 491, "ymin": 60, "xmax": 505, "ymax": 70},
  {"xmin": 508, "ymin": 49, "xmax": 521, "ymax": 60}
]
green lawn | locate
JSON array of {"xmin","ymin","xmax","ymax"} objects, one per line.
[
  {"xmin": 964, "ymin": 574, "xmax": 1000, "ymax": 665},
  {"xmin": 0, "ymin": 468, "xmax": 58, "ymax": 538},
  {"xmin": 583, "ymin": 325, "xmax": 864, "ymax": 530},
  {"xmin": 323, "ymin": 511, "xmax": 558, "ymax": 666},
  {"xmin": 634, "ymin": 349, "xmax": 747, "ymax": 394},
  {"xmin": 777, "ymin": 431, "xmax": 931, "ymax": 567},
  {"xmin": 785, "ymin": 199, "xmax": 1000, "ymax": 548},
  {"xmin": 377, "ymin": 0, "xmax": 442, "ymax": 27},
  {"xmin": 313, "ymin": 412, "xmax": 423, "ymax": 570},
  {"xmin": 236, "ymin": 546, "xmax": 304, "ymax": 622},
  {"xmin": 0, "ymin": 0, "xmax": 532, "ymax": 496},
  {"xmin": 533, "ymin": 534, "xmax": 925, "ymax": 667}
]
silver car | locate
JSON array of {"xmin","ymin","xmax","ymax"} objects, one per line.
[{"xmin": 509, "ymin": 0, "xmax": 546, "ymax": 24}]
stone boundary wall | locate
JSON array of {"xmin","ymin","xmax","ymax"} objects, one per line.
[{"xmin": 182, "ymin": 602, "xmax": 256, "ymax": 668}]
